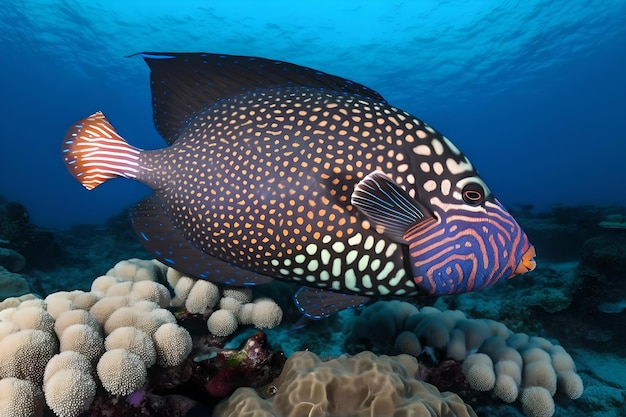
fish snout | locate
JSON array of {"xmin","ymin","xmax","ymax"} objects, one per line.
[{"xmin": 514, "ymin": 245, "xmax": 536, "ymax": 275}]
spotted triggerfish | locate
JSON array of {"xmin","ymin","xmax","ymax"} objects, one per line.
[{"xmin": 62, "ymin": 53, "xmax": 536, "ymax": 319}]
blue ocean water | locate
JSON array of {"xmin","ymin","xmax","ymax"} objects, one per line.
[
  {"xmin": 0, "ymin": 3, "xmax": 625, "ymax": 417},
  {"xmin": 0, "ymin": 0, "xmax": 624, "ymax": 230}
]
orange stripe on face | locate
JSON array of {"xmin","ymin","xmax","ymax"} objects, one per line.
[{"xmin": 405, "ymin": 198, "xmax": 532, "ymax": 295}]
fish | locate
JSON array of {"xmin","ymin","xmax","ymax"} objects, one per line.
[{"xmin": 62, "ymin": 52, "xmax": 536, "ymax": 319}]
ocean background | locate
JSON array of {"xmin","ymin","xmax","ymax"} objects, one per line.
[
  {"xmin": 1, "ymin": 2, "xmax": 626, "ymax": 417},
  {"xmin": 0, "ymin": 0, "xmax": 624, "ymax": 230}
]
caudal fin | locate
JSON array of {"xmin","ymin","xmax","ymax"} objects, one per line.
[{"xmin": 62, "ymin": 111, "xmax": 142, "ymax": 190}]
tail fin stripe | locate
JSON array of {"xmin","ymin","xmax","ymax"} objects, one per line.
[{"xmin": 62, "ymin": 111, "xmax": 143, "ymax": 190}]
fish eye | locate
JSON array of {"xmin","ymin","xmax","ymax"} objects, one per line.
[{"xmin": 462, "ymin": 183, "xmax": 485, "ymax": 205}]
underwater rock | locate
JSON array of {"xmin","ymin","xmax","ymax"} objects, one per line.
[
  {"xmin": 0, "ymin": 247, "xmax": 26, "ymax": 272},
  {"xmin": 0, "ymin": 201, "xmax": 31, "ymax": 247},
  {"xmin": 0, "ymin": 266, "xmax": 30, "ymax": 299},
  {"xmin": 509, "ymin": 204, "xmax": 609, "ymax": 261},
  {"xmin": 599, "ymin": 213, "xmax": 626, "ymax": 229},
  {"xmin": 581, "ymin": 233, "xmax": 626, "ymax": 277},
  {"xmin": 534, "ymin": 232, "xmax": 626, "ymax": 351}
]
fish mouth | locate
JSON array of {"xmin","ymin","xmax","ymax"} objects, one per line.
[{"xmin": 514, "ymin": 245, "xmax": 537, "ymax": 275}]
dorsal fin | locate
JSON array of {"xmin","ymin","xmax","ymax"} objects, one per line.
[{"xmin": 130, "ymin": 52, "xmax": 387, "ymax": 145}]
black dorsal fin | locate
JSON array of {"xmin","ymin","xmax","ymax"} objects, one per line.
[{"xmin": 130, "ymin": 52, "xmax": 387, "ymax": 145}]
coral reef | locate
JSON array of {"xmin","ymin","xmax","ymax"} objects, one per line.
[
  {"xmin": 345, "ymin": 302, "xmax": 584, "ymax": 417},
  {"xmin": 519, "ymin": 229, "xmax": 626, "ymax": 356},
  {"xmin": 509, "ymin": 205, "xmax": 618, "ymax": 261},
  {"xmin": 214, "ymin": 350, "xmax": 477, "ymax": 417},
  {"xmin": 0, "ymin": 248, "xmax": 25, "ymax": 273},
  {"xmin": 0, "ymin": 258, "xmax": 288, "ymax": 417},
  {"xmin": 0, "ymin": 267, "xmax": 30, "ymax": 300}
]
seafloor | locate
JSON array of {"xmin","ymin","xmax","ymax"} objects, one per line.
[{"xmin": 1, "ymin": 196, "xmax": 625, "ymax": 417}]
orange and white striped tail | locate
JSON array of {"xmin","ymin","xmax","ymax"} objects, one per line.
[{"xmin": 62, "ymin": 111, "xmax": 142, "ymax": 190}]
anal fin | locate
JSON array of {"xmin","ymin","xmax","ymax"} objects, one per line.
[
  {"xmin": 294, "ymin": 287, "xmax": 370, "ymax": 319},
  {"xmin": 131, "ymin": 195, "xmax": 274, "ymax": 286}
]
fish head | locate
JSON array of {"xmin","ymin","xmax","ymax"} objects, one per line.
[{"xmin": 404, "ymin": 172, "xmax": 536, "ymax": 295}]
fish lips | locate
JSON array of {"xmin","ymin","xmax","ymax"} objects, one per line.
[{"xmin": 513, "ymin": 244, "xmax": 537, "ymax": 276}]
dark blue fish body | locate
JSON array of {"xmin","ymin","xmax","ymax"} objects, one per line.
[{"xmin": 62, "ymin": 53, "xmax": 536, "ymax": 319}]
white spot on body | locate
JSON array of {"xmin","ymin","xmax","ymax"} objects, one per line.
[
  {"xmin": 424, "ymin": 180, "xmax": 437, "ymax": 192},
  {"xmin": 361, "ymin": 274, "xmax": 373, "ymax": 288},
  {"xmin": 320, "ymin": 249, "xmax": 332, "ymax": 265},
  {"xmin": 413, "ymin": 145, "xmax": 431, "ymax": 156},
  {"xmin": 307, "ymin": 259, "xmax": 319, "ymax": 272},
  {"xmin": 446, "ymin": 157, "xmax": 473, "ymax": 175},
  {"xmin": 431, "ymin": 139, "xmax": 444, "ymax": 155},
  {"xmin": 345, "ymin": 250, "xmax": 359, "ymax": 265},
  {"xmin": 347, "ymin": 233, "xmax": 362, "ymax": 246},
  {"xmin": 358, "ymin": 254, "xmax": 370, "ymax": 271},
  {"xmin": 388, "ymin": 268, "xmax": 406, "ymax": 287},
  {"xmin": 345, "ymin": 270, "xmax": 358, "ymax": 291},
  {"xmin": 385, "ymin": 243, "xmax": 397, "ymax": 258},
  {"xmin": 441, "ymin": 179, "xmax": 451, "ymax": 195},
  {"xmin": 433, "ymin": 162, "xmax": 444, "ymax": 175},
  {"xmin": 371, "ymin": 259, "xmax": 381, "ymax": 271},
  {"xmin": 374, "ymin": 240, "xmax": 386, "ymax": 254},
  {"xmin": 376, "ymin": 261, "xmax": 395, "ymax": 281},
  {"xmin": 332, "ymin": 241, "xmax": 345, "ymax": 254},
  {"xmin": 332, "ymin": 258, "xmax": 343, "ymax": 276},
  {"xmin": 443, "ymin": 136, "xmax": 461, "ymax": 155},
  {"xmin": 363, "ymin": 235, "xmax": 375, "ymax": 250},
  {"xmin": 295, "ymin": 254, "xmax": 306, "ymax": 264},
  {"xmin": 306, "ymin": 244, "xmax": 318, "ymax": 256},
  {"xmin": 320, "ymin": 270, "xmax": 331, "ymax": 281},
  {"xmin": 397, "ymin": 164, "xmax": 409, "ymax": 173},
  {"xmin": 420, "ymin": 162, "xmax": 430, "ymax": 173},
  {"xmin": 271, "ymin": 259, "xmax": 280, "ymax": 267}
]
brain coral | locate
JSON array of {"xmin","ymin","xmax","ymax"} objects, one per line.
[{"xmin": 214, "ymin": 350, "xmax": 477, "ymax": 417}]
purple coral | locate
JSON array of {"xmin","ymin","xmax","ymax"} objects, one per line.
[{"xmin": 199, "ymin": 331, "xmax": 286, "ymax": 398}]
